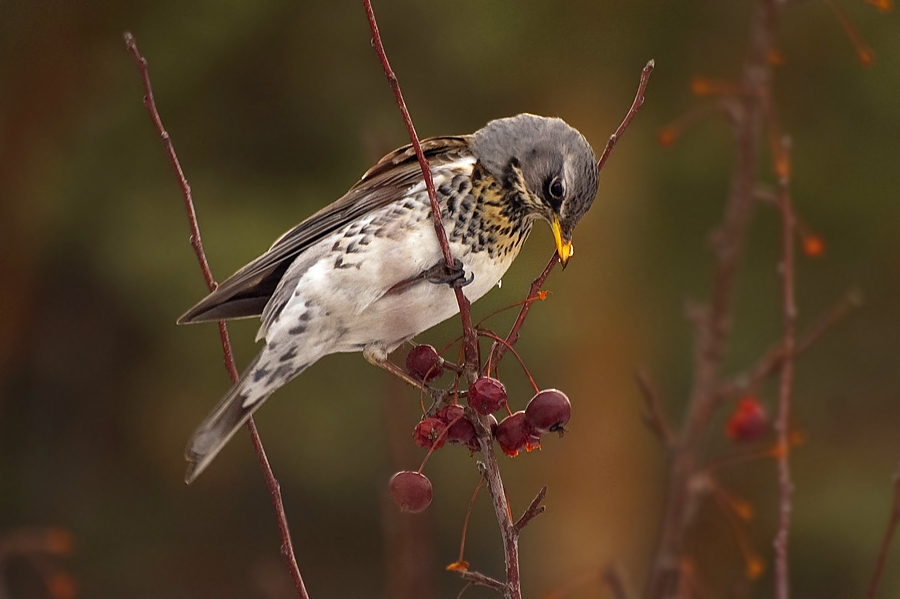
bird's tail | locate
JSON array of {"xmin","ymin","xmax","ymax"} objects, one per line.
[{"xmin": 184, "ymin": 354, "xmax": 305, "ymax": 484}]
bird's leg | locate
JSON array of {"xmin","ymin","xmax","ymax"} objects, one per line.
[
  {"xmin": 363, "ymin": 345, "xmax": 445, "ymax": 404},
  {"xmin": 385, "ymin": 258, "xmax": 474, "ymax": 297},
  {"xmin": 425, "ymin": 258, "xmax": 473, "ymax": 288}
]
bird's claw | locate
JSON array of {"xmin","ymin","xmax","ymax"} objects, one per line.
[{"xmin": 426, "ymin": 258, "xmax": 473, "ymax": 288}]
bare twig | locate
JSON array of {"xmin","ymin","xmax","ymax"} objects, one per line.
[
  {"xmin": 773, "ymin": 135, "xmax": 796, "ymax": 599},
  {"xmin": 597, "ymin": 60, "xmax": 655, "ymax": 172},
  {"xmin": 488, "ymin": 252, "xmax": 559, "ymax": 368},
  {"xmin": 489, "ymin": 59, "xmax": 654, "ymax": 371},
  {"xmin": 603, "ymin": 563, "xmax": 636, "ymax": 599},
  {"xmin": 635, "ymin": 372, "xmax": 675, "ymax": 448},
  {"xmin": 716, "ymin": 290, "xmax": 860, "ymax": 400},
  {"xmin": 124, "ymin": 32, "xmax": 309, "ymax": 599},
  {"xmin": 868, "ymin": 462, "xmax": 900, "ymax": 598},
  {"xmin": 456, "ymin": 570, "xmax": 508, "ymax": 594},
  {"xmin": 362, "ymin": 0, "xmax": 478, "ymax": 375},
  {"xmin": 514, "ymin": 486, "xmax": 548, "ymax": 532}
]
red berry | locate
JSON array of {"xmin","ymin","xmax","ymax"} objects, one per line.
[
  {"xmin": 726, "ymin": 397, "xmax": 768, "ymax": 442},
  {"xmin": 494, "ymin": 411, "xmax": 541, "ymax": 457},
  {"xmin": 436, "ymin": 405, "xmax": 479, "ymax": 450},
  {"xmin": 406, "ymin": 345, "xmax": 444, "ymax": 382},
  {"xmin": 468, "ymin": 377, "xmax": 507, "ymax": 415},
  {"xmin": 525, "ymin": 389, "xmax": 571, "ymax": 434},
  {"xmin": 413, "ymin": 418, "xmax": 447, "ymax": 450},
  {"xmin": 389, "ymin": 471, "xmax": 433, "ymax": 513}
]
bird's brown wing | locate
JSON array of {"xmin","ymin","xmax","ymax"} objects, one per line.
[{"xmin": 177, "ymin": 136, "xmax": 473, "ymax": 324}]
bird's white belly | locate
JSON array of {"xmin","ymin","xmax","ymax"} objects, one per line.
[{"xmin": 336, "ymin": 243, "xmax": 516, "ymax": 353}]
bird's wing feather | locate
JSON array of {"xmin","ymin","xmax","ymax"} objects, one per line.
[{"xmin": 177, "ymin": 136, "xmax": 472, "ymax": 324}]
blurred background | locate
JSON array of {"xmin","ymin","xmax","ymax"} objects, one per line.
[{"xmin": 2, "ymin": 1, "xmax": 899, "ymax": 597}]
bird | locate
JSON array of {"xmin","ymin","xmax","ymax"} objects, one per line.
[{"xmin": 179, "ymin": 113, "xmax": 599, "ymax": 483}]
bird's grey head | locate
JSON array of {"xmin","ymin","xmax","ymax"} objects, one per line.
[{"xmin": 471, "ymin": 113, "xmax": 599, "ymax": 266}]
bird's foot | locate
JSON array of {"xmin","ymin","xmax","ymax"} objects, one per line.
[{"xmin": 425, "ymin": 258, "xmax": 473, "ymax": 288}]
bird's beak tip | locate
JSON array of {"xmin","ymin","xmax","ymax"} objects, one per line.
[{"xmin": 551, "ymin": 217, "xmax": 573, "ymax": 269}]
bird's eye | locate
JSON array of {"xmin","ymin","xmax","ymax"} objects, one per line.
[{"xmin": 548, "ymin": 177, "xmax": 565, "ymax": 200}]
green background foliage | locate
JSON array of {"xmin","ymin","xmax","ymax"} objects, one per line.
[{"xmin": 1, "ymin": 1, "xmax": 898, "ymax": 597}]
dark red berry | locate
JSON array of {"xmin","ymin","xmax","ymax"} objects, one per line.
[
  {"xmin": 406, "ymin": 345, "xmax": 444, "ymax": 382},
  {"xmin": 468, "ymin": 377, "xmax": 507, "ymax": 415},
  {"xmin": 494, "ymin": 411, "xmax": 541, "ymax": 457},
  {"xmin": 389, "ymin": 471, "xmax": 433, "ymax": 513},
  {"xmin": 525, "ymin": 389, "xmax": 572, "ymax": 434},
  {"xmin": 413, "ymin": 418, "xmax": 447, "ymax": 450},
  {"xmin": 726, "ymin": 397, "xmax": 768, "ymax": 442},
  {"xmin": 436, "ymin": 405, "xmax": 478, "ymax": 450}
]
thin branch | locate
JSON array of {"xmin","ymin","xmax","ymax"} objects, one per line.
[
  {"xmin": 514, "ymin": 486, "xmax": 548, "ymax": 532},
  {"xmin": 603, "ymin": 563, "xmax": 636, "ymax": 599},
  {"xmin": 716, "ymin": 290, "xmax": 860, "ymax": 401},
  {"xmin": 867, "ymin": 462, "xmax": 900, "ymax": 599},
  {"xmin": 773, "ymin": 135, "xmax": 797, "ymax": 599},
  {"xmin": 635, "ymin": 372, "xmax": 675, "ymax": 448},
  {"xmin": 488, "ymin": 252, "xmax": 559, "ymax": 368},
  {"xmin": 456, "ymin": 570, "xmax": 507, "ymax": 594},
  {"xmin": 597, "ymin": 60, "xmax": 655, "ymax": 172},
  {"xmin": 361, "ymin": 4, "xmax": 522, "ymax": 597},
  {"xmin": 487, "ymin": 59, "xmax": 655, "ymax": 371},
  {"xmin": 124, "ymin": 32, "xmax": 309, "ymax": 599},
  {"xmin": 362, "ymin": 0, "xmax": 478, "ymax": 375}
]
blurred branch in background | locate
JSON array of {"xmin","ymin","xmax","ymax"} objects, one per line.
[{"xmin": 644, "ymin": 0, "xmax": 886, "ymax": 597}]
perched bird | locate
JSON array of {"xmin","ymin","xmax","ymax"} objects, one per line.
[{"xmin": 179, "ymin": 113, "xmax": 599, "ymax": 483}]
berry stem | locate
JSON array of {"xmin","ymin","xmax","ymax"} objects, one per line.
[{"xmin": 477, "ymin": 329, "xmax": 540, "ymax": 394}]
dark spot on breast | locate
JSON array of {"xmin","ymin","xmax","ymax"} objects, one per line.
[
  {"xmin": 299, "ymin": 312, "xmax": 311, "ymax": 322},
  {"xmin": 288, "ymin": 325, "xmax": 307, "ymax": 335},
  {"xmin": 253, "ymin": 368, "xmax": 270, "ymax": 383}
]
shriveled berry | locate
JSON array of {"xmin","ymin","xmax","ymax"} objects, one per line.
[
  {"xmin": 726, "ymin": 397, "xmax": 768, "ymax": 442},
  {"xmin": 436, "ymin": 405, "xmax": 478, "ymax": 450},
  {"xmin": 389, "ymin": 471, "xmax": 433, "ymax": 513},
  {"xmin": 406, "ymin": 345, "xmax": 444, "ymax": 382},
  {"xmin": 525, "ymin": 389, "xmax": 572, "ymax": 434},
  {"xmin": 413, "ymin": 417, "xmax": 447, "ymax": 450},
  {"xmin": 468, "ymin": 377, "xmax": 507, "ymax": 415},
  {"xmin": 494, "ymin": 411, "xmax": 541, "ymax": 457}
]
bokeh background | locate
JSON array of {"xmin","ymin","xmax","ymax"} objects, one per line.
[{"xmin": 2, "ymin": 1, "xmax": 899, "ymax": 597}]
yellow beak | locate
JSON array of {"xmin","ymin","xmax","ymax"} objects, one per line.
[{"xmin": 551, "ymin": 216, "xmax": 573, "ymax": 269}]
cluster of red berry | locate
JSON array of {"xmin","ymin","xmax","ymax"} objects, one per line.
[{"xmin": 389, "ymin": 345, "xmax": 572, "ymax": 513}]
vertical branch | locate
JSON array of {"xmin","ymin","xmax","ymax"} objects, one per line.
[
  {"xmin": 645, "ymin": 2, "xmax": 779, "ymax": 598},
  {"xmin": 123, "ymin": 33, "xmax": 310, "ymax": 599},
  {"xmin": 362, "ymin": 0, "xmax": 479, "ymax": 375},
  {"xmin": 773, "ymin": 136, "xmax": 796, "ymax": 599},
  {"xmin": 360, "ymin": 4, "xmax": 520, "ymax": 597}
]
